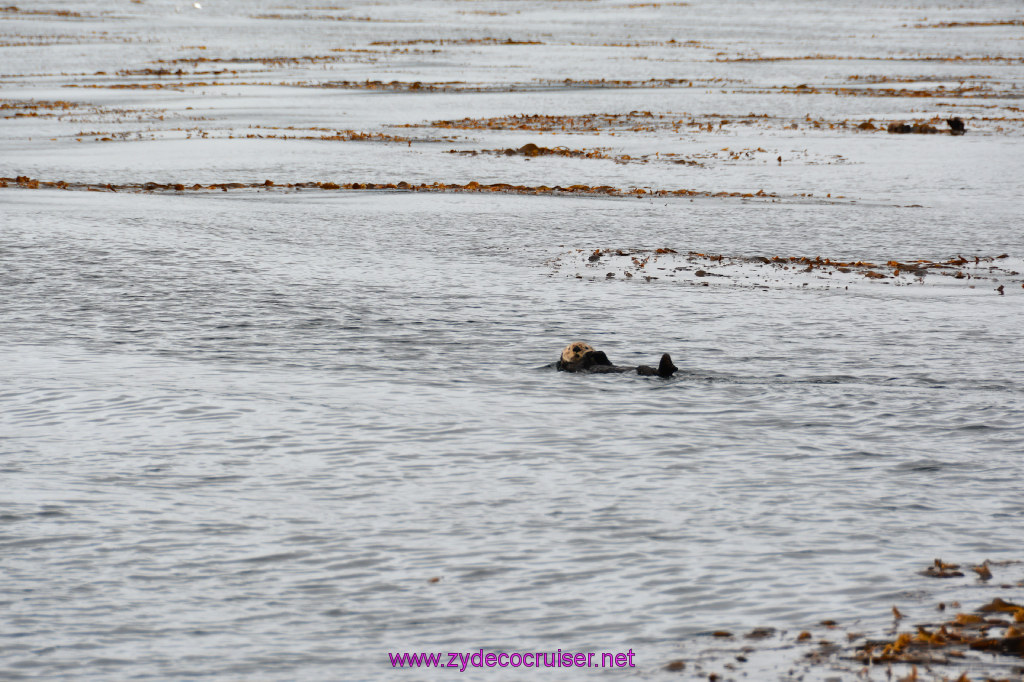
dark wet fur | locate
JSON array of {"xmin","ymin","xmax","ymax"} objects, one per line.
[{"xmin": 556, "ymin": 350, "xmax": 677, "ymax": 378}]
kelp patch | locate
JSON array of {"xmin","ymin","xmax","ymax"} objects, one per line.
[
  {"xmin": 552, "ymin": 248, "xmax": 1023, "ymax": 293},
  {"xmin": 671, "ymin": 559, "xmax": 1024, "ymax": 681},
  {"xmin": 0, "ymin": 175, "xmax": 794, "ymax": 201}
]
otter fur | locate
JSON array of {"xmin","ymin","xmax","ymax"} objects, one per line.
[{"xmin": 555, "ymin": 341, "xmax": 677, "ymax": 378}]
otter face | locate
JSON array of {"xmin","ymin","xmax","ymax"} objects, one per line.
[{"xmin": 561, "ymin": 341, "xmax": 595, "ymax": 364}]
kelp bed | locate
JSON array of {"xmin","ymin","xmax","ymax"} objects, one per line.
[
  {"xmin": 665, "ymin": 560, "xmax": 1024, "ymax": 681},
  {"xmin": 0, "ymin": 174, "xmax": 792, "ymax": 201},
  {"xmin": 551, "ymin": 248, "xmax": 1024, "ymax": 294}
]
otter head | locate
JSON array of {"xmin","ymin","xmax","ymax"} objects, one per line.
[{"xmin": 561, "ymin": 341, "xmax": 595, "ymax": 365}]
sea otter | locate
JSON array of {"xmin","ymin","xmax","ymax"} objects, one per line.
[{"xmin": 554, "ymin": 341, "xmax": 677, "ymax": 378}]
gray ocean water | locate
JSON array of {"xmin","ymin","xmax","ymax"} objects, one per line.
[{"xmin": 2, "ymin": 1, "xmax": 1024, "ymax": 680}]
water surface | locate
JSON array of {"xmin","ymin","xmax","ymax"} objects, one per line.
[{"xmin": 2, "ymin": 1, "xmax": 1023, "ymax": 679}]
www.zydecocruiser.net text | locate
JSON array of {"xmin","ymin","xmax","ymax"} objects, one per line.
[{"xmin": 389, "ymin": 649, "xmax": 637, "ymax": 671}]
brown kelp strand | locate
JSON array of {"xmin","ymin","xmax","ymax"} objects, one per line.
[
  {"xmin": 249, "ymin": 13, "xmax": 384, "ymax": 22},
  {"xmin": 69, "ymin": 127, "xmax": 429, "ymax": 144},
  {"xmin": 915, "ymin": 19, "xmax": 1024, "ymax": 29},
  {"xmin": 447, "ymin": 144, "xmax": 846, "ymax": 166},
  {"xmin": 150, "ymin": 53, "xmax": 380, "ymax": 67},
  {"xmin": 773, "ymin": 83, "xmax": 1009, "ymax": 99},
  {"xmin": 404, "ymin": 111, "xmax": 1018, "ymax": 136},
  {"xmin": 1, "ymin": 99, "xmax": 77, "ymax": 117},
  {"xmin": 312, "ymin": 77, "xmax": 728, "ymax": 93},
  {"xmin": 0, "ymin": 175, "xmax": 784, "ymax": 200},
  {"xmin": 717, "ymin": 54, "xmax": 1024, "ymax": 64},
  {"xmin": 447, "ymin": 143, "xmax": 614, "ymax": 160},
  {"xmin": 367, "ymin": 37, "xmax": 543, "ymax": 46},
  {"xmin": 0, "ymin": 6, "xmax": 86, "ymax": 18},
  {"xmin": 1, "ymin": 98, "xmax": 174, "ymax": 123}
]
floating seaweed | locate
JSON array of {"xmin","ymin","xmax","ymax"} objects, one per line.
[
  {"xmin": 552, "ymin": 248, "xmax": 1022, "ymax": 292},
  {"xmin": 0, "ymin": 174, "xmax": 786, "ymax": 201},
  {"xmin": 0, "ymin": 6, "xmax": 85, "ymax": 18},
  {"xmin": 367, "ymin": 37, "xmax": 542, "ymax": 46},
  {"xmin": 669, "ymin": 560, "xmax": 1024, "ymax": 680},
  {"xmin": 250, "ymin": 13, "xmax": 382, "ymax": 22},
  {"xmin": 0, "ymin": 99, "xmax": 77, "ymax": 118},
  {"xmin": 915, "ymin": 19, "xmax": 1024, "ymax": 29},
  {"xmin": 923, "ymin": 559, "xmax": 965, "ymax": 578},
  {"xmin": 717, "ymin": 54, "xmax": 1024, "ymax": 64}
]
